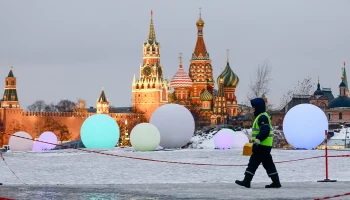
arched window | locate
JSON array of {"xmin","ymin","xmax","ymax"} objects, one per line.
[{"xmin": 339, "ymin": 112, "xmax": 343, "ymax": 120}]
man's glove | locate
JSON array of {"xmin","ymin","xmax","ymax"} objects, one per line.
[{"xmin": 253, "ymin": 139, "xmax": 260, "ymax": 145}]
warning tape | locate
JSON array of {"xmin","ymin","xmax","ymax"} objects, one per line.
[
  {"xmin": 314, "ymin": 192, "xmax": 350, "ymax": 200},
  {"xmin": 1, "ymin": 132, "xmax": 350, "ymax": 166}
]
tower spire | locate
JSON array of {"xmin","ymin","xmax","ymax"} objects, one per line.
[
  {"xmin": 179, "ymin": 52, "xmax": 183, "ymax": 68},
  {"xmin": 226, "ymin": 49, "xmax": 230, "ymax": 62},
  {"xmin": 342, "ymin": 61, "xmax": 349, "ymax": 94},
  {"xmin": 147, "ymin": 10, "xmax": 156, "ymax": 43},
  {"xmin": 193, "ymin": 8, "xmax": 208, "ymax": 60}
]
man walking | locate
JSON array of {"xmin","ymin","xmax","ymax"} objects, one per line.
[{"xmin": 235, "ymin": 97, "xmax": 281, "ymax": 188}]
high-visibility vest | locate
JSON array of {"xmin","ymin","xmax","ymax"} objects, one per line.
[{"xmin": 252, "ymin": 112, "xmax": 274, "ymax": 146}]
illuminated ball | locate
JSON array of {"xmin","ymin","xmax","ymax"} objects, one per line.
[
  {"xmin": 130, "ymin": 123, "xmax": 160, "ymax": 151},
  {"xmin": 9, "ymin": 131, "xmax": 33, "ymax": 151},
  {"xmin": 283, "ymin": 104, "xmax": 328, "ymax": 149},
  {"xmin": 32, "ymin": 141, "xmax": 42, "ymax": 151},
  {"xmin": 150, "ymin": 104, "xmax": 195, "ymax": 148},
  {"xmin": 231, "ymin": 132, "xmax": 249, "ymax": 149},
  {"xmin": 38, "ymin": 131, "xmax": 58, "ymax": 150},
  {"xmin": 80, "ymin": 114, "xmax": 120, "ymax": 148},
  {"xmin": 214, "ymin": 129, "xmax": 235, "ymax": 149}
]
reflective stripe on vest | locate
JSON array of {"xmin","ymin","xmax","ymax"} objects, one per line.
[{"xmin": 252, "ymin": 112, "xmax": 274, "ymax": 146}]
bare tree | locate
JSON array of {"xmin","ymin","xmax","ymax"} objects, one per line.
[
  {"xmin": 56, "ymin": 123, "xmax": 71, "ymax": 144},
  {"xmin": 279, "ymin": 77, "xmax": 314, "ymax": 109},
  {"xmin": 248, "ymin": 60, "xmax": 273, "ymax": 99},
  {"xmin": 56, "ymin": 99, "xmax": 76, "ymax": 112},
  {"xmin": 73, "ymin": 98, "xmax": 87, "ymax": 113},
  {"xmin": 27, "ymin": 100, "xmax": 46, "ymax": 112}
]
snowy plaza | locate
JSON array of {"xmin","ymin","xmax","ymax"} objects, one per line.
[{"xmin": 1, "ymin": 148, "xmax": 350, "ymax": 199}]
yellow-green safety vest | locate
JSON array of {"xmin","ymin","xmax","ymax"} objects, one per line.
[{"xmin": 252, "ymin": 112, "xmax": 274, "ymax": 146}]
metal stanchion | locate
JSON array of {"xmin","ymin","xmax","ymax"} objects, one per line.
[{"xmin": 318, "ymin": 130, "xmax": 337, "ymax": 182}]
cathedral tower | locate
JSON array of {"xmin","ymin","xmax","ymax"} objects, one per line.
[
  {"xmin": 96, "ymin": 88, "xmax": 109, "ymax": 114},
  {"xmin": 1, "ymin": 67, "xmax": 20, "ymax": 108},
  {"xmin": 188, "ymin": 9, "xmax": 214, "ymax": 104},
  {"xmin": 217, "ymin": 50, "xmax": 239, "ymax": 118},
  {"xmin": 132, "ymin": 11, "xmax": 170, "ymax": 120},
  {"xmin": 170, "ymin": 53, "xmax": 193, "ymax": 105}
]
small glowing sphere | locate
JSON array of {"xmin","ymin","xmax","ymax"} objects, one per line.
[
  {"xmin": 130, "ymin": 123, "xmax": 160, "ymax": 151},
  {"xmin": 231, "ymin": 132, "xmax": 249, "ymax": 149},
  {"xmin": 150, "ymin": 104, "xmax": 195, "ymax": 149},
  {"xmin": 38, "ymin": 131, "xmax": 58, "ymax": 150},
  {"xmin": 283, "ymin": 104, "xmax": 328, "ymax": 149},
  {"xmin": 214, "ymin": 129, "xmax": 235, "ymax": 149},
  {"xmin": 80, "ymin": 114, "xmax": 120, "ymax": 148},
  {"xmin": 9, "ymin": 131, "xmax": 33, "ymax": 151}
]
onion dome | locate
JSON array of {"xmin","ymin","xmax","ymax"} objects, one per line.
[
  {"xmin": 314, "ymin": 78, "xmax": 324, "ymax": 95},
  {"xmin": 200, "ymin": 88, "xmax": 213, "ymax": 101},
  {"xmin": 170, "ymin": 53, "xmax": 193, "ymax": 88},
  {"xmin": 217, "ymin": 61, "xmax": 239, "ymax": 87},
  {"xmin": 196, "ymin": 15, "xmax": 204, "ymax": 27}
]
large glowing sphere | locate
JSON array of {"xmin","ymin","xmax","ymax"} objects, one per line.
[
  {"xmin": 214, "ymin": 129, "xmax": 235, "ymax": 149},
  {"xmin": 80, "ymin": 114, "xmax": 120, "ymax": 148},
  {"xmin": 283, "ymin": 104, "xmax": 328, "ymax": 149},
  {"xmin": 38, "ymin": 131, "xmax": 58, "ymax": 150},
  {"xmin": 130, "ymin": 123, "xmax": 160, "ymax": 151},
  {"xmin": 9, "ymin": 131, "xmax": 33, "ymax": 151},
  {"xmin": 150, "ymin": 104, "xmax": 195, "ymax": 148},
  {"xmin": 32, "ymin": 141, "xmax": 42, "ymax": 151},
  {"xmin": 231, "ymin": 132, "xmax": 249, "ymax": 149}
]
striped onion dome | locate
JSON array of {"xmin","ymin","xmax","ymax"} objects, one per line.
[
  {"xmin": 217, "ymin": 61, "xmax": 239, "ymax": 87},
  {"xmin": 200, "ymin": 88, "xmax": 213, "ymax": 101},
  {"xmin": 170, "ymin": 63, "xmax": 193, "ymax": 89}
]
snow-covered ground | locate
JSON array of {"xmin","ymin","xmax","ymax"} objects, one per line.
[
  {"xmin": 1, "ymin": 148, "xmax": 349, "ymax": 185},
  {"xmin": 1, "ymin": 148, "xmax": 350, "ymax": 199}
]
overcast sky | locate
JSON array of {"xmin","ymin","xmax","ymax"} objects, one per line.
[{"xmin": 1, "ymin": 0, "xmax": 350, "ymax": 110}]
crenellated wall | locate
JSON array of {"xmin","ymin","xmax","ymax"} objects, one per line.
[{"xmin": 0, "ymin": 108, "xmax": 143, "ymax": 147}]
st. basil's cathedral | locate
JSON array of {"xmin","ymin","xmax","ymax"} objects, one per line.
[{"xmin": 132, "ymin": 11, "xmax": 240, "ymax": 125}]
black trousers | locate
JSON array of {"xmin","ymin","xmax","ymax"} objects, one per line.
[{"xmin": 245, "ymin": 145, "xmax": 278, "ymax": 177}]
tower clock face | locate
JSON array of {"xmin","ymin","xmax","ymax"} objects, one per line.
[{"xmin": 143, "ymin": 66, "xmax": 152, "ymax": 77}]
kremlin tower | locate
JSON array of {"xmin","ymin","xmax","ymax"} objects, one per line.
[
  {"xmin": 188, "ymin": 10, "xmax": 214, "ymax": 104},
  {"xmin": 132, "ymin": 11, "xmax": 170, "ymax": 120},
  {"xmin": 1, "ymin": 67, "xmax": 20, "ymax": 108},
  {"xmin": 96, "ymin": 88, "xmax": 109, "ymax": 114},
  {"xmin": 170, "ymin": 53, "xmax": 193, "ymax": 106}
]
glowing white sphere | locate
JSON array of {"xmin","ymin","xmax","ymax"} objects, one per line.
[
  {"xmin": 214, "ymin": 129, "xmax": 235, "ymax": 149},
  {"xmin": 9, "ymin": 131, "xmax": 34, "ymax": 151},
  {"xmin": 38, "ymin": 131, "xmax": 58, "ymax": 150},
  {"xmin": 283, "ymin": 104, "xmax": 328, "ymax": 149},
  {"xmin": 81, "ymin": 114, "xmax": 120, "ymax": 148},
  {"xmin": 231, "ymin": 132, "xmax": 249, "ymax": 149},
  {"xmin": 150, "ymin": 104, "xmax": 195, "ymax": 148},
  {"xmin": 32, "ymin": 141, "xmax": 42, "ymax": 151},
  {"xmin": 130, "ymin": 123, "xmax": 160, "ymax": 151}
]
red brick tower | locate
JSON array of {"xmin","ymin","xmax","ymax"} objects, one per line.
[
  {"xmin": 132, "ymin": 11, "xmax": 170, "ymax": 120},
  {"xmin": 188, "ymin": 9, "xmax": 214, "ymax": 104}
]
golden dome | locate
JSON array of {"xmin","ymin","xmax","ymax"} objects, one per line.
[
  {"xmin": 200, "ymin": 88, "xmax": 213, "ymax": 101},
  {"xmin": 196, "ymin": 15, "xmax": 205, "ymax": 27}
]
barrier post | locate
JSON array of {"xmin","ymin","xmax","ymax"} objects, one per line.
[{"xmin": 317, "ymin": 130, "xmax": 337, "ymax": 182}]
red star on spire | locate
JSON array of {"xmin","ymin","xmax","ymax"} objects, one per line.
[{"xmin": 151, "ymin": 10, "xmax": 153, "ymax": 17}]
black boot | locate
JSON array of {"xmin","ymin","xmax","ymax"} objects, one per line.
[
  {"xmin": 235, "ymin": 174, "xmax": 253, "ymax": 188},
  {"xmin": 265, "ymin": 174, "xmax": 281, "ymax": 188}
]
